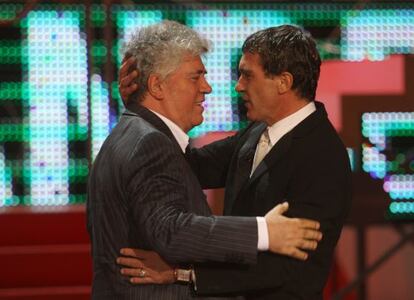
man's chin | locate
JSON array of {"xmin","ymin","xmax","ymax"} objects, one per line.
[
  {"xmin": 246, "ymin": 111, "xmax": 256, "ymax": 122},
  {"xmin": 191, "ymin": 117, "xmax": 204, "ymax": 128}
]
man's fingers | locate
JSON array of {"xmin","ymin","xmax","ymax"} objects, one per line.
[
  {"xmin": 130, "ymin": 276, "xmax": 156, "ymax": 285},
  {"xmin": 119, "ymin": 70, "xmax": 138, "ymax": 88},
  {"xmin": 124, "ymin": 269, "xmax": 167, "ymax": 285},
  {"xmin": 120, "ymin": 267, "xmax": 147, "ymax": 277},
  {"xmin": 294, "ymin": 218, "xmax": 320, "ymax": 230},
  {"xmin": 120, "ymin": 247, "xmax": 151, "ymax": 258},
  {"xmin": 272, "ymin": 202, "xmax": 289, "ymax": 215},
  {"xmin": 121, "ymin": 55, "xmax": 135, "ymax": 65},
  {"xmin": 265, "ymin": 206, "xmax": 323, "ymax": 259},
  {"xmin": 285, "ymin": 247, "xmax": 308, "ymax": 261},
  {"xmin": 123, "ymin": 85, "xmax": 138, "ymax": 96},
  {"xmin": 302, "ymin": 228, "xmax": 323, "ymax": 241},
  {"xmin": 119, "ymin": 56, "xmax": 136, "ymax": 78},
  {"xmin": 297, "ymin": 239, "xmax": 318, "ymax": 251},
  {"xmin": 117, "ymin": 257, "xmax": 144, "ymax": 268}
]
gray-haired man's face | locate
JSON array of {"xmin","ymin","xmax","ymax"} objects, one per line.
[{"xmin": 160, "ymin": 54, "xmax": 212, "ymax": 132}]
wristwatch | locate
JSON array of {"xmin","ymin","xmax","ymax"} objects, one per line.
[{"xmin": 174, "ymin": 267, "xmax": 195, "ymax": 284}]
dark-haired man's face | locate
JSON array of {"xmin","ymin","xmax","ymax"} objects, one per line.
[{"xmin": 235, "ymin": 52, "xmax": 282, "ymax": 125}]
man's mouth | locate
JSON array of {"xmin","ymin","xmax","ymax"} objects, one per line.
[{"xmin": 241, "ymin": 95, "xmax": 249, "ymax": 102}]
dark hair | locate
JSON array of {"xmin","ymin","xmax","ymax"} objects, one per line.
[{"xmin": 242, "ymin": 25, "xmax": 321, "ymax": 101}]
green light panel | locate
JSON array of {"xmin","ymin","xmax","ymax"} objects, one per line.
[
  {"xmin": 362, "ymin": 112, "xmax": 414, "ymax": 216},
  {"xmin": 0, "ymin": 2, "xmax": 412, "ymax": 207}
]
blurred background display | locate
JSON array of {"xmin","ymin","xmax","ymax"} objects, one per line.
[{"xmin": 0, "ymin": 1, "xmax": 413, "ymax": 222}]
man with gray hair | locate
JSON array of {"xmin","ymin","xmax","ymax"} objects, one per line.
[{"xmin": 87, "ymin": 21, "xmax": 322, "ymax": 299}]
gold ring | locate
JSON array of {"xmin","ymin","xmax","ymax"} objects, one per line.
[{"xmin": 138, "ymin": 268, "xmax": 146, "ymax": 278}]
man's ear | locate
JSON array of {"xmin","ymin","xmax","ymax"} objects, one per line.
[
  {"xmin": 147, "ymin": 74, "xmax": 164, "ymax": 100},
  {"xmin": 277, "ymin": 72, "xmax": 293, "ymax": 94}
]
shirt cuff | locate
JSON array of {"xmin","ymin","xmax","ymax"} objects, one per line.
[{"xmin": 256, "ymin": 216, "xmax": 269, "ymax": 251}]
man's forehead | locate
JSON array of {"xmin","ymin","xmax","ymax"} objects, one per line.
[
  {"xmin": 180, "ymin": 55, "xmax": 207, "ymax": 72},
  {"xmin": 239, "ymin": 52, "xmax": 261, "ymax": 67},
  {"xmin": 240, "ymin": 52, "xmax": 260, "ymax": 64}
]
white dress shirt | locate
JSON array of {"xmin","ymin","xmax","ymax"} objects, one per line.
[
  {"xmin": 266, "ymin": 101, "xmax": 316, "ymax": 149},
  {"xmin": 150, "ymin": 110, "xmax": 189, "ymax": 153},
  {"xmin": 251, "ymin": 102, "xmax": 317, "ymax": 249}
]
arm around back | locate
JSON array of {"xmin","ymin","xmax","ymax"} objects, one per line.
[{"xmin": 126, "ymin": 131, "xmax": 259, "ymax": 265}]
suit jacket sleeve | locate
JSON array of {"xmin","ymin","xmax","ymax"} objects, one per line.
[
  {"xmin": 126, "ymin": 131, "xmax": 258, "ymax": 265},
  {"xmin": 193, "ymin": 140, "xmax": 352, "ymax": 295},
  {"xmin": 188, "ymin": 124, "xmax": 254, "ymax": 189}
]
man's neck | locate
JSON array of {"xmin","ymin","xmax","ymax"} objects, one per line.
[
  {"xmin": 146, "ymin": 107, "xmax": 190, "ymax": 153},
  {"xmin": 267, "ymin": 98, "xmax": 310, "ymax": 126}
]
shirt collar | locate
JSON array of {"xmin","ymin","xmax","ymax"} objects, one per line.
[
  {"xmin": 149, "ymin": 109, "xmax": 189, "ymax": 153},
  {"xmin": 267, "ymin": 101, "xmax": 316, "ymax": 146}
]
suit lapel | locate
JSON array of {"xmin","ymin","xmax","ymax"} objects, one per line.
[
  {"xmin": 225, "ymin": 123, "xmax": 266, "ymax": 213},
  {"xmin": 250, "ymin": 101, "xmax": 328, "ymax": 184},
  {"xmin": 123, "ymin": 103, "xmax": 183, "ymax": 154},
  {"xmin": 249, "ymin": 132, "xmax": 293, "ymax": 183},
  {"xmin": 227, "ymin": 101, "xmax": 328, "ymax": 213}
]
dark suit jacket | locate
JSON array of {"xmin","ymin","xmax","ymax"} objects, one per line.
[
  {"xmin": 190, "ymin": 102, "xmax": 352, "ymax": 299},
  {"xmin": 87, "ymin": 104, "xmax": 259, "ymax": 299}
]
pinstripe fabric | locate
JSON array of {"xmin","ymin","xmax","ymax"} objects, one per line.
[{"xmin": 87, "ymin": 105, "xmax": 258, "ymax": 299}]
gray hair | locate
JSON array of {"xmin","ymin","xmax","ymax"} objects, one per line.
[{"xmin": 123, "ymin": 20, "xmax": 210, "ymax": 104}]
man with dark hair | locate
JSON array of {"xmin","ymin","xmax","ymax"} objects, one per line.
[
  {"xmin": 118, "ymin": 24, "xmax": 351, "ymax": 299},
  {"xmin": 184, "ymin": 25, "xmax": 352, "ymax": 299},
  {"xmin": 88, "ymin": 21, "xmax": 323, "ymax": 300}
]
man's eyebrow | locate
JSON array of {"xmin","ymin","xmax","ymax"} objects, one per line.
[
  {"xmin": 238, "ymin": 67, "xmax": 252, "ymax": 75},
  {"xmin": 188, "ymin": 70, "xmax": 208, "ymax": 75}
]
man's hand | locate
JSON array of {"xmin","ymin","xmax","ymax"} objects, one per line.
[
  {"xmin": 118, "ymin": 56, "xmax": 138, "ymax": 103},
  {"xmin": 265, "ymin": 202, "xmax": 322, "ymax": 260},
  {"xmin": 117, "ymin": 248, "xmax": 175, "ymax": 284}
]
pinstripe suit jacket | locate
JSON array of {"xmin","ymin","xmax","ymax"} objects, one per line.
[{"xmin": 87, "ymin": 104, "xmax": 258, "ymax": 299}]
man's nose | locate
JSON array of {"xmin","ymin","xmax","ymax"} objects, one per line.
[
  {"xmin": 235, "ymin": 79, "xmax": 244, "ymax": 93},
  {"xmin": 201, "ymin": 77, "xmax": 212, "ymax": 94}
]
